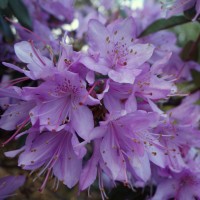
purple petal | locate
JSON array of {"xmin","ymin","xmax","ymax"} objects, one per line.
[
  {"xmin": 79, "ymin": 155, "xmax": 98, "ymax": 191},
  {"xmin": 71, "ymin": 106, "xmax": 94, "ymax": 140},
  {"xmin": 100, "ymin": 132, "xmax": 125, "ymax": 180},
  {"xmin": 0, "ymin": 101, "xmax": 34, "ymax": 130},
  {"xmin": 53, "ymin": 134, "xmax": 82, "ymax": 188},
  {"xmin": 151, "ymin": 180, "xmax": 177, "ymax": 200},
  {"xmin": 80, "ymin": 56, "xmax": 109, "ymax": 75},
  {"xmin": 125, "ymin": 94, "xmax": 137, "ymax": 113},
  {"xmin": 126, "ymin": 43, "xmax": 155, "ymax": 67},
  {"xmin": 128, "ymin": 151, "xmax": 151, "ymax": 182},
  {"xmin": 88, "ymin": 19, "xmax": 110, "ymax": 53},
  {"xmin": 0, "ymin": 175, "xmax": 25, "ymax": 199},
  {"xmin": 108, "ymin": 68, "xmax": 141, "ymax": 84},
  {"xmin": 111, "ymin": 17, "xmax": 137, "ymax": 44},
  {"xmin": 5, "ymin": 147, "xmax": 25, "ymax": 158},
  {"xmin": 2, "ymin": 62, "xmax": 24, "ymax": 74}
]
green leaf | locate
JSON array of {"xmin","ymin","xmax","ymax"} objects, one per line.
[
  {"xmin": 194, "ymin": 99, "xmax": 200, "ymax": 105},
  {"xmin": 0, "ymin": 12, "xmax": 14, "ymax": 42},
  {"xmin": 140, "ymin": 16, "xmax": 190, "ymax": 37},
  {"xmin": 184, "ymin": 7, "xmax": 198, "ymax": 21},
  {"xmin": 0, "ymin": 0, "xmax": 8, "ymax": 9},
  {"xmin": 198, "ymin": 42, "xmax": 200, "ymax": 64},
  {"xmin": 8, "ymin": 0, "xmax": 32, "ymax": 30},
  {"xmin": 191, "ymin": 69, "xmax": 200, "ymax": 88},
  {"xmin": 176, "ymin": 81, "xmax": 197, "ymax": 93},
  {"xmin": 181, "ymin": 41, "xmax": 198, "ymax": 61},
  {"xmin": 172, "ymin": 22, "xmax": 200, "ymax": 47}
]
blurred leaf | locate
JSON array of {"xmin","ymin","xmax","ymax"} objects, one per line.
[
  {"xmin": 181, "ymin": 41, "xmax": 198, "ymax": 61},
  {"xmin": 194, "ymin": 99, "xmax": 200, "ymax": 105},
  {"xmin": 198, "ymin": 43, "xmax": 200, "ymax": 64},
  {"xmin": 0, "ymin": 0, "xmax": 8, "ymax": 9},
  {"xmin": 119, "ymin": 9, "xmax": 127, "ymax": 18},
  {"xmin": 191, "ymin": 69, "xmax": 200, "ymax": 88},
  {"xmin": 184, "ymin": 6, "xmax": 199, "ymax": 21},
  {"xmin": 8, "ymin": 0, "xmax": 32, "ymax": 30},
  {"xmin": 0, "ymin": 12, "xmax": 14, "ymax": 42},
  {"xmin": 172, "ymin": 22, "xmax": 200, "ymax": 47},
  {"xmin": 140, "ymin": 16, "xmax": 190, "ymax": 37},
  {"xmin": 176, "ymin": 81, "xmax": 197, "ymax": 93}
]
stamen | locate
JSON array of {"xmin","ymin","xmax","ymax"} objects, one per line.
[
  {"xmin": 80, "ymin": 80, "xmax": 102, "ymax": 105},
  {"xmin": 29, "ymin": 40, "xmax": 46, "ymax": 66},
  {"xmin": 4, "ymin": 17, "xmax": 47, "ymax": 45},
  {"xmin": 98, "ymin": 168, "xmax": 108, "ymax": 200},
  {"xmin": 2, "ymin": 117, "xmax": 30, "ymax": 147},
  {"xmin": 39, "ymin": 167, "xmax": 52, "ymax": 192},
  {"xmin": 0, "ymin": 77, "xmax": 29, "ymax": 88}
]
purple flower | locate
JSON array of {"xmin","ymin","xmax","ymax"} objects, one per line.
[
  {"xmin": 1, "ymin": 0, "xmax": 200, "ymax": 197},
  {"xmin": 15, "ymin": 20, "xmax": 60, "ymax": 53},
  {"xmin": 100, "ymin": 0, "xmax": 115, "ymax": 10},
  {"xmin": 3, "ymin": 41, "xmax": 55, "ymax": 80},
  {"xmin": 152, "ymin": 169, "xmax": 200, "ymax": 200},
  {"xmin": 0, "ymin": 175, "xmax": 25, "ymax": 200},
  {"xmin": 88, "ymin": 111, "xmax": 166, "ymax": 183},
  {"xmin": 79, "ymin": 139, "xmax": 100, "ymax": 191},
  {"xmin": 142, "ymin": 31, "xmax": 181, "ymax": 79},
  {"xmin": 165, "ymin": 0, "xmax": 200, "ymax": 21},
  {"xmin": 7, "ymin": 126, "xmax": 85, "ymax": 190},
  {"xmin": 0, "ymin": 87, "xmax": 35, "ymax": 131},
  {"xmin": 57, "ymin": 42, "xmax": 81, "ymax": 72},
  {"xmin": 38, "ymin": 0, "xmax": 74, "ymax": 22},
  {"xmin": 133, "ymin": 64, "xmax": 176, "ymax": 100},
  {"xmin": 168, "ymin": 91, "xmax": 200, "ymax": 127},
  {"xmin": 81, "ymin": 17, "xmax": 155, "ymax": 84},
  {"xmin": 23, "ymin": 71, "xmax": 99, "ymax": 140},
  {"xmin": 97, "ymin": 79, "xmax": 135, "ymax": 113},
  {"xmin": 75, "ymin": 6, "xmax": 106, "ymax": 39},
  {"xmin": 97, "ymin": 64, "xmax": 175, "ymax": 113},
  {"xmin": 153, "ymin": 113, "xmax": 200, "ymax": 172}
]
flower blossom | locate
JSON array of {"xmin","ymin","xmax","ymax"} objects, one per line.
[{"xmin": 81, "ymin": 17, "xmax": 155, "ymax": 84}]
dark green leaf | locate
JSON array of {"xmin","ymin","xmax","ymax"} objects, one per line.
[
  {"xmin": 181, "ymin": 41, "xmax": 198, "ymax": 61},
  {"xmin": 140, "ymin": 16, "xmax": 190, "ymax": 37},
  {"xmin": 8, "ymin": 0, "xmax": 32, "ymax": 30},
  {"xmin": 0, "ymin": 12, "xmax": 14, "ymax": 42},
  {"xmin": 0, "ymin": 0, "xmax": 8, "ymax": 9},
  {"xmin": 198, "ymin": 42, "xmax": 200, "ymax": 64},
  {"xmin": 191, "ymin": 69, "xmax": 200, "ymax": 88},
  {"xmin": 184, "ymin": 6, "xmax": 199, "ymax": 21},
  {"xmin": 119, "ymin": 9, "xmax": 127, "ymax": 18}
]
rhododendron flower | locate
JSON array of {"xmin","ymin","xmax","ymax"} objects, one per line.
[
  {"xmin": 39, "ymin": 0, "xmax": 74, "ymax": 22},
  {"xmin": 3, "ymin": 41, "xmax": 55, "ymax": 80},
  {"xmin": 0, "ymin": 1, "xmax": 200, "ymax": 199},
  {"xmin": 153, "ymin": 109, "xmax": 200, "ymax": 171},
  {"xmin": 23, "ymin": 71, "xmax": 99, "ymax": 139},
  {"xmin": 0, "ymin": 87, "xmax": 35, "ymax": 131},
  {"xmin": 15, "ymin": 126, "xmax": 85, "ymax": 190},
  {"xmin": 168, "ymin": 91, "xmax": 200, "ymax": 127},
  {"xmin": 152, "ymin": 169, "xmax": 200, "ymax": 200},
  {"xmin": 165, "ymin": 0, "xmax": 200, "ymax": 20},
  {"xmin": 81, "ymin": 17, "xmax": 155, "ymax": 84},
  {"xmin": 88, "ymin": 111, "xmax": 166, "ymax": 183}
]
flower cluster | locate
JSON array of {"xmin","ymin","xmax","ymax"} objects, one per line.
[{"xmin": 0, "ymin": 0, "xmax": 200, "ymax": 199}]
